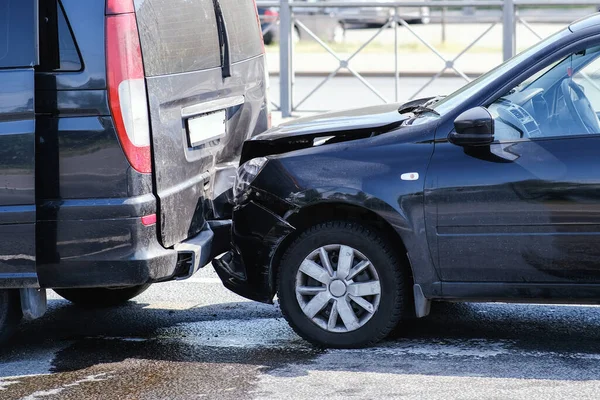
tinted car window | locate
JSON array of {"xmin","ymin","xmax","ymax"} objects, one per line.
[
  {"xmin": 219, "ymin": 0, "xmax": 263, "ymax": 63},
  {"xmin": 38, "ymin": 0, "xmax": 81, "ymax": 72},
  {"xmin": 134, "ymin": 0, "xmax": 221, "ymax": 77},
  {"xmin": 0, "ymin": 0, "xmax": 37, "ymax": 68},
  {"xmin": 56, "ymin": 2, "xmax": 80, "ymax": 71}
]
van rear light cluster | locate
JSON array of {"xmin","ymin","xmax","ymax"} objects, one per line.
[
  {"xmin": 106, "ymin": 0, "xmax": 152, "ymax": 174},
  {"xmin": 106, "ymin": 0, "xmax": 134, "ymax": 14},
  {"xmin": 251, "ymin": 0, "xmax": 266, "ymax": 53}
]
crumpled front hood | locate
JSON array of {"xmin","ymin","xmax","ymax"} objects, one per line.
[
  {"xmin": 241, "ymin": 103, "xmax": 410, "ymax": 163},
  {"xmin": 256, "ymin": 103, "xmax": 408, "ymax": 140}
]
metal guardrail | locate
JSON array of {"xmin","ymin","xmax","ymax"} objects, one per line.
[{"xmin": 258, "ymin": 0, "xmax": 600, "ymax": 116}]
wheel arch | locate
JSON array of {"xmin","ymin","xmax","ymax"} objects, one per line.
[{"xmin": 270, "ymin": 200, "xmax": 416, "ymax": 295}]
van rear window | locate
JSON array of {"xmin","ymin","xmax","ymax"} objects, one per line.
[
  {"xmin": 134, "ymin": 0, "xmax": 221, "ymax": 77},
  {"xmin": 0, "ymin": 0, "xmax": 37, "ymax": 68},
  {"xmin": 219, "ymin": 0, "xmax": 263, "ymax": 63}
]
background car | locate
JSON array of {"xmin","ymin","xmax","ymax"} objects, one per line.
[
  {"xmin": 337, "ymin": 0, "xmax": 431, "ymax": 26},
  {"xmin": 258, "ymin": 6, "xmax": 345, "ymax": 45}
]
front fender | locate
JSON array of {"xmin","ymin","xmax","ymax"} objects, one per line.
[
  {"xmin": 281, "ymin": 186, "xmax": 440, "ymax": 295},
  {"xmin": 250, "ymin": 138, "xmax": 441, "ymax": 297}
]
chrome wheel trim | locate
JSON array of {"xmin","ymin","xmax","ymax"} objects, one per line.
[{"xmin": 295, "ymin": 244, "xmax": 381, "ymax": 333}]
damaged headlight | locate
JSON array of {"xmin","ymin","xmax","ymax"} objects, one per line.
[{"xmin": 233, "ymin": 157, "xmax": 268, "ymax": 201}]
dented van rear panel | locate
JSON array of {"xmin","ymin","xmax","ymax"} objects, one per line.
[{"xmin": 134, "ymin": 0, "xmax": 268, "ymax": 248}]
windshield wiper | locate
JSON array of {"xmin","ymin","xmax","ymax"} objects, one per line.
[
  {"xmin": 411, "ymin": 105, "xmax": 440, "ymax": 116},
  {"xmin": 213, "ymin": 0, "xmax": 231, "ymax": 79},
  {"xmin": 398, "ymin": 96, "xmax": 444, "ymax": 116}
]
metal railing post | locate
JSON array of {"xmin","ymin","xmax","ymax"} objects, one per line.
[
  {"xmin": 279, "ymin": 0, "xmax": 293, "ymax": 117},
  {"xmin": 502, "ymin": 0, "xmax": 516, "ymax": 61},
  {"xmin": 394, "ymin": 7, "xmax": 399, "ymax": 102},
  {"xmin": 442, "ymin": 7, "xmax": 447, "ymax": 43}
]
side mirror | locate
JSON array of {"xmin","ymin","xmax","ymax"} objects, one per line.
[{"xmin": 449, "ymin": 106, "xmax": 494, "ymax": 146}]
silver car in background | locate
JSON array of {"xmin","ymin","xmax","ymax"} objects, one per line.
[{"xmin": 338, "ymin": 0, "xmax": 430, "ymax": 26}]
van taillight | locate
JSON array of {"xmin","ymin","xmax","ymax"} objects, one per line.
[
  {"xmin": 251, "ymin": 0, "xmax": 266, "ymax": 53},
  {"xmin": 106, "ymin": 0, "xmax": 134, "ymax": 14},
  {"xmin": 106, "ymin": 5, "xmax": 152, "ymax": 174}
]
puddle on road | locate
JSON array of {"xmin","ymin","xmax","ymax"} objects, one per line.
[
  {"xmin": 6, "ymin": 301, "xmax": 600, "ymax": 399},
  {"xmin": 160, "ymin": 318, "xmax": 309, "ymax": 349},
  {"xmin": 0, "ymin": 317, "xmax": 322, "ymax": 400}
]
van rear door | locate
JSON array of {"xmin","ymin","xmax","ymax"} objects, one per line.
[
  {"xmin": 0, "ymin": 0, "xmax": 38, "ymax": 287},
  {"xmin": 133, "ymin": 0, "xmax": 268, "ymax": 248}
]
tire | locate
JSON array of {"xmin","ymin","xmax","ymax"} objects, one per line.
[
  {"xmin": 55, "ymin": 284, "xmax": 151, "ymax": 308},
  {"xmin": 0, "ymin": 290, "xmax": 22, "ymax": 344},
  {"xmin": 278, "ymin": 221, "xmax": 407, "ymax": 348},
  {"xmin": 263, "ymin": 31, "xmax": 274, "ymax": 46}
]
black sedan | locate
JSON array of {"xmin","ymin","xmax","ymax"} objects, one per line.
[{"xmin": 214, "ymin": 14, "xmax": 600, "ymax": 348}]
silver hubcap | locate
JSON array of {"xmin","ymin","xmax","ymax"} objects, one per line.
[{"xmin": 295, "ymin": 244, "xmax": 381, "ymax": 333}]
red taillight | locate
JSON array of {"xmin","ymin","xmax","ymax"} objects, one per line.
[
  {"xmin": 141, "ymin": 214, "xmax": 157, "ymax": 226},
  {"xmin": 106, "ymin": 0, "xmax": 134, "ymax": 15},
  {"xmin": 106, "ymin": 10, "xmax": 152, "ymax": 174},
  {"xmin": 264, "ymin": 9, "xmax": 279, "ymax": 23},
  {"xmin": 251, "ymin": 0, "xmax": 266, "ymax": 53}
]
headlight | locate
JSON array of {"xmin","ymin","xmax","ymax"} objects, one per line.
[{"xmin": 233, "ymin": 157, "xmax": 268, "ymax": 201}]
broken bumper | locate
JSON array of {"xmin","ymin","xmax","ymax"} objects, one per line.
[{"xmin": 212, "ymin": 200, "xmax": 295, "ymax": 304}]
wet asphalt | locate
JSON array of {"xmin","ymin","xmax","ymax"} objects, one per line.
[{"xmin": 2, "ymin": 267, "xmax": 600, "ymax": 399}]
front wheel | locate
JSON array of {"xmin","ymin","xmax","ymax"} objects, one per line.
[
  {"xmin": 278, "ymin": 221, "xmax": 407, "ymax": 348},
  {"xmin": 0, "ymin": 290, "xmax": 22, "ymax": 343},
  {"xmin": 55, "ymin": 284, "xmax": 151, "ymax": 308}
]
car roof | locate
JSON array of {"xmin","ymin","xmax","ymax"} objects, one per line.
[{"xmin": 569, "ymin": 13, "xmax": 600, "ymax": 33}]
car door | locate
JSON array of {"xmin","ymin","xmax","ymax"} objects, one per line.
[
  {"xmin": 0, "ymin": 0, "xmax": 38, "ymax": 287},
  {"xmin": 425, "ymin": 45, "xmax": 600, "ymax": 285}
]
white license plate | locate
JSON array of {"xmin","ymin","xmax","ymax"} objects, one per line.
[{"xmin": 187, "ymin": 110, "xmax": 226, "ymax": 148}]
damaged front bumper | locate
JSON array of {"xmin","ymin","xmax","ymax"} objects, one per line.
[{"xmin": 212, "ymin": 198, "xmax": 295, "ymax": 304}]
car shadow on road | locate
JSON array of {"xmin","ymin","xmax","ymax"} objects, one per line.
[{"xmin": 3, "ymin": 299, "xmax": 600, "ymax": 382}]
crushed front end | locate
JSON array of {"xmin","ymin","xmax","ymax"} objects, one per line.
[
  {"xmin": 212, "ymin": 160, "xmax": 297, "ymax": 303},
  {"xmin": 212, "ymin": 103, "xmax": 412, "ymax": 303}
]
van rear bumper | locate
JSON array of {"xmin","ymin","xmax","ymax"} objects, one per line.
[{"xmin": 36, "ymin": 216, "xmax": 230, "ymax": 289}]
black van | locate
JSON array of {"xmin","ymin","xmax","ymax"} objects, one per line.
[{"xmin": 0, "ymin": 0, "xmax": 268, "ymax": 341}]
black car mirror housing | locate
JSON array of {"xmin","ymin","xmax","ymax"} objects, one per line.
[{"xmin": 449, "ymin": 106, "xmax": 495, "ymax": 147}]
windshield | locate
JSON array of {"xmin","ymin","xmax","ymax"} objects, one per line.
[{"xmin": 412, "ymin": 28, "xmax": 572, "ymax": 121}]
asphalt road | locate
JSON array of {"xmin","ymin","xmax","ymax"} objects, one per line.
[{"xmin": 2, "ymin": 266, "xmax": 600, "ymax": 400}]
